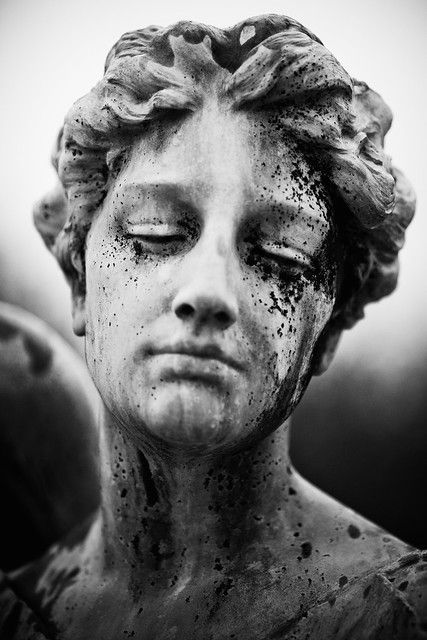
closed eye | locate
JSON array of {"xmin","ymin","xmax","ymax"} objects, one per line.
[
  {"xmin": 133, "ymin": 234, "xmax": 185, "ymax": 244},
  {"xmin": 125, "ymin": 221, "xmax": 187, "ymax": 248},
  {"xmin": 128, "ymin": 234, "xmax": 187, "ymax": 259},
  {"xmin": 255, "ymin": 245, "xmax": 311, "ymax": 273}
]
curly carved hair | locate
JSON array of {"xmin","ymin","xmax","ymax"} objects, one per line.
[{"xmin": 34, "ymin": 14, "xmax": 415, "ymax": 340}]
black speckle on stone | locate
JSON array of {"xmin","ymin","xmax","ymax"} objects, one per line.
[
  {"xmin": 339, "ymin": 575, "xmax": 348, "ymax": 588},
  {"xmin": 301, "ymin": 542, "xmax": 312, "ymax": 558},
  {"xmin": 137, "ymin": 451, "xmax": 159, "ymax": 507},
  {"xmin": 215, "ymin": 577, "xmax": 234, "ymax": 597},
  {"xmin": 131, "ymin": 534, "xmax": 140, "ymax": 554},
  {"xmin": 347, "ymin": 524, "xmax": 361, "ymax": 539},
  {"xmin": 150, "ymin": 542, "xmax": 174, "ymax": 569},
  {"xmin": 398, "ymin": 580, "xmax": 408, "ymax": 591},
  {"xmin": 133, "ymin": 240, "xmax": 143, "ymax": 258},
  {"xmin": 214, "ymin": 558, "xmax": 223, "ymax": 571}
]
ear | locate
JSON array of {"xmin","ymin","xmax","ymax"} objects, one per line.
[
  {"xmin": 311, "ymin": 326, "xmax": 342, "ymax": 376},
  {"xmin": 71, "ymin": 292, "xmax": 86, "ymax": 336}
]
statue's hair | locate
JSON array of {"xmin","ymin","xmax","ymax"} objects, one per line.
[{"xmin": 34, "ymin": 14, "xmax": 415, "ymax": 334}]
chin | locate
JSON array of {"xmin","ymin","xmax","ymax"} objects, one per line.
[{"xmin": 139, "ymin": 383, "xmax": 245, "ymax": 452}]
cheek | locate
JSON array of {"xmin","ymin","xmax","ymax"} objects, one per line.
[
  {"xmin": 247, "ymin": 273, "xmax": 334, "ymax": 385},
  {"xmin": 84, "ymin": 237, "xmax": 174, "ymax": 379}
]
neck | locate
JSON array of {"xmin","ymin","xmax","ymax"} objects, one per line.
[{"xmin": 99, "ymin": 409, "xmax": 298, "ymax": 592}]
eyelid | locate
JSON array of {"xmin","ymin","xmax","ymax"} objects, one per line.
[
  {"xmin": 260, "ymin": 242, "xmax": 311, "ymax": 266},
  {"xmin": 125, "ymin": 221, "xmax": 181, "ymax": 236}
]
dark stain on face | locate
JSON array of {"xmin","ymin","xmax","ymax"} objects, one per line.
[
  {"xmin": 133, "ymin": 239, "xmax": 144, "ymax": 259},
  {"xmin": 243, "ymin": 132, "xmax": 339, "ymax": 327},
  {"xmin": 243, "ymin": 230, "xmax": 332, "ymax": 327}
]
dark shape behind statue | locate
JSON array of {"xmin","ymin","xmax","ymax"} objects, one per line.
[{"xmin": 0, "ymin": 303, "xmax": 99, "ymax": 571}]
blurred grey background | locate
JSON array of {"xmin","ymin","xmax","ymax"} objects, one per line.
[{"xmin": 1, "ymin": 0, "xmax": 426, "ymax": 552}]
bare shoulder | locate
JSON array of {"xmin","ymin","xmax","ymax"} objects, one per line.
[
  {"xmin": 274, "ymin": 471, "xmax": 427, "ymax": 638},
  {"xmin": 292, "ymin": 469, "xmax": 415, "ymax": 578}
]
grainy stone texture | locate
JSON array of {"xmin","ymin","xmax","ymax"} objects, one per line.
[{"xmin": 2, "ymin": 14, "xmax": 425, "ymax": 640}]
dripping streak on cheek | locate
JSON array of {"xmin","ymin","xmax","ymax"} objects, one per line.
[{"xmin": 312, "ymin": 239, "xmax": 339, "ymax": 300}]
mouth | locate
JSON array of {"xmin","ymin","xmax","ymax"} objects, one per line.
[{"xmin": 146, "ymin": 341, "xmax": 245, "ymax": 373}]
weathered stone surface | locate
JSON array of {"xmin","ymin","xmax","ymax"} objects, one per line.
[{"xmin": 3, "ymin": 14, "xmax": 423, "ymax": 640}]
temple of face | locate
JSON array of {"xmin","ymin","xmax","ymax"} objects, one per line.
[{"xmin": 1, "ymin": 14, "xmax": 426, "ymax": 640}]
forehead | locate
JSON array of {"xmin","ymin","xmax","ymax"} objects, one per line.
[{"xmin": 117, "ymin": 104, "xmax": 330, "ymax": 218}]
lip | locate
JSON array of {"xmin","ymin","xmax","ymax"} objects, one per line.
[{"xmin": 146, "ymin": 341, "xmax": 245, "ymax": 372}]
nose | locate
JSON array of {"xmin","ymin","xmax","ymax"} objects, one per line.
[
  {"xmin": 173, "ymin": 293, "xmax": 237, "ymax": 331},
  {"xmin": 172, "ymin": 253, "xmax": 238, "ymax": 332}
]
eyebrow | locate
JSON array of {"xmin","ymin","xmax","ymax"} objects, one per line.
[
  {"xmin": 113, "ymin": 180, "xmax": 193, "ymax": 201},
  {"xmin": 248, "ymin": 192, "xmax": 329, "ymax": 224},
  {"xmin": 110, "ymin": 181, "xmax": 200, "ymax": 226},
  {"xmin": 114, "ymin": 180, "xmax": 329, "ymax": 227}
]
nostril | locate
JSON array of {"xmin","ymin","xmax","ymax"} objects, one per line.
[
  {"xmin": 173, "ymin": 290, "xmax": 237, "ymax": 330},
  {"xmin": 214, "ymin": 310, "xmax": 231, "ymax": 327},
  {"xmin": 175, "ymin": 302, "xmax": 194, "ymax": 320}
]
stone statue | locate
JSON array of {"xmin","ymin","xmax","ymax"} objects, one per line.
[{"xmin": 1, "ymin": 14, "xmax": 426, "ymax": 640}]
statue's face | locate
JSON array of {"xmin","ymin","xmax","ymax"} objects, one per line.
[{"xmin": 83, "ymin": 104, "xmax": 337, "ymax": 454}]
